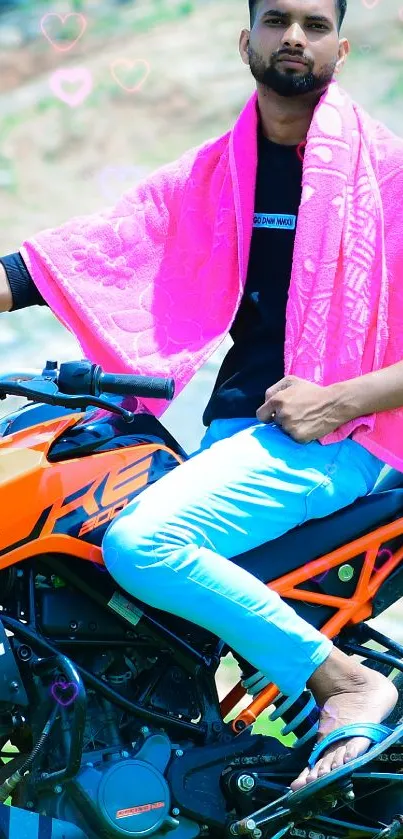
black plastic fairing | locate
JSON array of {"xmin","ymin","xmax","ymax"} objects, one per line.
[{"xmin": 47, "ymin": 399, "xmax": 188, "ymax": 462}]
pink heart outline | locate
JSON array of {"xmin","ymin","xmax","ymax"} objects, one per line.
[
  {"xmin": 296, "ymin": 141, "xmax": 306, "ymax": 163},
  {"xmin": 110, "ymin": 59, "xmax": 151, "ymax": 93},
  {"xmin": 361, "ymin": 0, "xmax": 380, "ymax": 9},
  {"xmin": 40, "ymin": 13, "xmax": 87, "ymax": 53},
  {"xmin": 49, "ymin": 67, "xmax": 93, "ymax": 108},
  {"xmin": 51, "ymin": 681, "xmax": 79, "ymax": 707}
]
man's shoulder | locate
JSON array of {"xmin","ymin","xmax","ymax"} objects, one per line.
[{"xmin": 369, "ymin": 117, "xmax": 403, "ymax": 185}]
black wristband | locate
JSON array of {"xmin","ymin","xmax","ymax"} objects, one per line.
[{"xmin": 0, "ymin": 252, "xmax": 47, "ymax": 311}]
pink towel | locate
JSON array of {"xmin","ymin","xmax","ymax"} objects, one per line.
[{"xmin": 21, "ymin": 81, "xmax": 403, "ymax": 470}]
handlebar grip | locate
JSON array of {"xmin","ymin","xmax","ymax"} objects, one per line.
[{"xmin": 99, "ymin": 372, "xmax": 175, "ymax": 401}]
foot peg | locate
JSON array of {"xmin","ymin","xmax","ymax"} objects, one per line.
[
  {"xmin": 227, "ymin": 720, "xmax": 403, "ymax": 838},
  {"xmin": 372, "ymin": 816, "xmax": 403, "ymax": 839}
]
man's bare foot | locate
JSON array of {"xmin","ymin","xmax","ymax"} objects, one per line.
[{"xmin": 291, "ymin": 648, "xmax": 398, "ymax": 791}]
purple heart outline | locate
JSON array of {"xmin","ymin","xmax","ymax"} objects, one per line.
[
  {"xmin": 312, "ymin": 567, "xmax": 330, "ymax": 584},
  {"xmin": 308, "ymin": 552, "xmax": 331, "ymax": 584},
  {"xmin": 51, "ymin": 681, "xmax": 79, "ymax": 707},
  {"xmin": 317, "ymin": 700, "xmax": 338, "ymax": 735},
  {"xmin": 374, "ymin": 547, "xmax": 392, "ymax": 572},
  {"xmin": 91, "ymin": 559, "xmax": 107, "ymax": 572},
  {"xmin": 89, "ymin": 544, "xmax": 108, "ymax": 572}
]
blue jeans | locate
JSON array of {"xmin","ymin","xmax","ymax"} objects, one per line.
[{"xmin": 102, "ymin": 417, "xmax": 388, "ymax": 697}]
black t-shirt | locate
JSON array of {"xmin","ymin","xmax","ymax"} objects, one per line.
[
  {"xmin": 2, "ymin": 125, "xmax": 303, "ymax": 425},
  {"xmin": 203, "ymin": 123, "xmax": 303, "ymax": 426}
]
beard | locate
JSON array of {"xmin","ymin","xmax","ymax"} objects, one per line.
[{"xmin": 247, "ymin": 43, "xmax": 337, "ymax": 98}]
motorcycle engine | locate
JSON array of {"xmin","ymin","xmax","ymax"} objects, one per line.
[{"xmin": 53, "ymin": 732, "xmax": 200, "ymax": 839}]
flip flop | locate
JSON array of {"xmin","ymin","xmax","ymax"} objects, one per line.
[{"xmin": 308, "ymin": 722, "xmax": 394, "ymax": 770}]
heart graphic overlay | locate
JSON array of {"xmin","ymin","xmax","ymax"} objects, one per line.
[
  {"xmin": 374, "ymin": 547, "xmax": 392, "ymax": 572},
  {"xmin": 51, "ymin": 680, "xmax": 79, "ymax": 707},
  {"xmin": 97, "ymin": 164, "xmax": 150, "ymax": 202},
  {"xmin": 110, "ymin": 59, "xmax": 151, "ymax": 92},
  {"xmin": 41, "ymin": 13, "xmax": 87, "ymax": 53},
  {"xmin": 49, "ymin": 67, "xmax": 93, "ymax": 108},
  {"xmin": 102, "ymin": 544, "xmax": 120, "ymax": 573},
  {"xmin": 92, "ymin": 561, "xmax": 108, "ymax": 572},
  {"xmin": 296, "ymin": 141, "xmax": 306, "ymax": 162},
  {"xmin": 312, "ymin": 567, "xmax": 330, "ymax": 584}
]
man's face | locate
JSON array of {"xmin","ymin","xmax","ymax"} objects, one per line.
[{"xmin": 246, "ymin": 0, "xmax": 343, "ymax": 98}]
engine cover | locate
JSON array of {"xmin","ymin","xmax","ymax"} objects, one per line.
[
  {"xmin": 66, "ymin": 734, "xmax": 200, "ymax": 839},
  {"xmin": 98, "ymin": 759, "xmax": 170, "ymax": 836}
]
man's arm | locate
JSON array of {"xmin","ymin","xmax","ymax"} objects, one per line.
[
  {"xmin": 0, "ymin": 262, "xmax": 12, "ymax": 313},
  {"xmin": 0, "ymin": 254, "xmax": 47, "ymax": 312},
  {"xmin": 331, "ymin": 363, "xmax": 403, "ymax": 419},
  {"xmin": 257, "ymin": 366, "xmax": 403, "ymax": 444}
]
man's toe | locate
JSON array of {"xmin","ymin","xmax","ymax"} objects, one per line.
[
  {"xmin": 330, "ymin": 745, "xmax": 348, "ymax": 771},
  {"xmin": 290, "ymin": 766, "xmax": 311, "ymax": 791},
  {"xmin": 343, "ymin": 736, "xmax": 370, "ymax": 763}
]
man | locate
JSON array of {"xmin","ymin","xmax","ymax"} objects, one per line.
[{"xmin": 1, "ymin": 0, "xmax": 402, "ymax": 791}]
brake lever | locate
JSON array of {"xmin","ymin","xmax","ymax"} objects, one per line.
[
  {"xmin": 55, "ymin": 394, "xmax": 136, "ymax": 423},
  {"xmin": 0, "ymin": 382, "xmax": 135, "ymax": 423}
]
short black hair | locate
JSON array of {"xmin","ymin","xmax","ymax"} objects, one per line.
[{"xmin": 248, "ymin": 0, "xmax": 347, "ymax": 32}]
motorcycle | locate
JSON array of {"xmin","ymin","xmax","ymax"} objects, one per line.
[{"xmin": 0, "ymin": 358, "xmax": 403, "ymax": 839}]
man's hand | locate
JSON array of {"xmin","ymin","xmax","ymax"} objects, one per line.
[{"xmin": 256, "ymin": 375, "xmax": 351, "ymax": 443}]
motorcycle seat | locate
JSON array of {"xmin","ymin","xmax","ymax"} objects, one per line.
[{"xmin": 233, "ymin": 479, "xmax": 403, "ymax": 584}]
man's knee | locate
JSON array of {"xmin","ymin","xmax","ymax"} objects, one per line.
[
  {"xmin": 103, "ymin": 508, "xmax": 151, "ymax": 566},
  {"xmin": 102, "ymin": 503, "xmax": 192, "ymax": 577}
]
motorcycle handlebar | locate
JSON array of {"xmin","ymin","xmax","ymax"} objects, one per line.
[
  {"xmin": 98, "ymin": 372, "xmax": 175, "ymax": 401},
  {"xmin": 0, "ymin": 362, "xmax": 175, "ymax": 422},
  {"xmin": 0, "ymin": 362, "xmax": 175, "ymax": 407},
  {"xmin": 57, "ymin": 361, "xmax": 175, "ymax": 402}
]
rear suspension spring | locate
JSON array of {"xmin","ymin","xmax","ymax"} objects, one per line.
[{"xmin": 241, "ymin": 668, "xmax": 320, "ymax": 747}]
